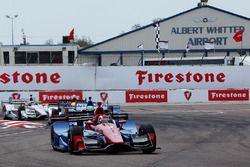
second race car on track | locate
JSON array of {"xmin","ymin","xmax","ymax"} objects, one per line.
[
  {"xmin": 50, "ymin": 103, "xmax": 157, "ymax": 154},
  {"xmin": 47, "ymin": 100, "xmax": 109, "ymax": 125},
  {"xmin": 2, "ymin": 98, "xmax": 47, "ymax": 120}
]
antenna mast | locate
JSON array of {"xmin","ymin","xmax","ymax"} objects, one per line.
[{"xmin": 21, "ymin": 28, "xmax": 27, "ymax": 45}]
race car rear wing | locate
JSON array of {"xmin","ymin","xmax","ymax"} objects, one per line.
[
  {"xmin": 50, "ymin": 107, "xmax": 128, "ymax": 124},
  {"xmin": 50, "ymin": 108, "xmax": 94, "ymax": 124},
  {"xmin": 111, "ymin": 113, "xmax": 128, "ymax": 121}
]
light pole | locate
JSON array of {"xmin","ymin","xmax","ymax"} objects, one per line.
[{"xmin": 6, "ymin": 14, "xmax": 18, "ymax": 45}]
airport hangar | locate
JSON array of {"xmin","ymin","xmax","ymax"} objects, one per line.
[{"xmin": 78, "ymin": 4, "xmax": 250, "ymax": 66}]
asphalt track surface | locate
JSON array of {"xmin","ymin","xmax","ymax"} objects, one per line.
[{"xmin": 0, "ymin": 103, "xmax": 250, "ymax": 167}]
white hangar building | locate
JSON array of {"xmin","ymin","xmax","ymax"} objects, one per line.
[{"xmin": 78, "ymin": 4, "xmax": 250, "ymax": 66}]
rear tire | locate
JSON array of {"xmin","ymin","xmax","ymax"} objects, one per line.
[
  {"xmin": 17, "ymin": 106, "xmax": 25, "ymax": 120},
  {"xmin": 139, "ymin": 124, "xmax": 157, "ymax": 154},
  {"xmin": 50, "ymin": 127, "xmax": 56, "ymax": 150},
  {"xmin": 68, "ymin": 126, "xmax": 83, "ymax": 154},
  {"xmin": 2, "ymin": 107, "xmax": 8, "ymax": 120},
  {"xmin": 3, "ymin": 112, "xmax": 8, "ymax": 120}
]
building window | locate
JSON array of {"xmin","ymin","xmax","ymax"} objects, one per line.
[
  {"xmin": 15, "ymin": 52, "xmax": 26, "ymax": 64},
  {"xmin": 3, "ymin": 52, "xmax": 10, "ymax": 64},
  {"xmin": 68, "ymin": 51, "xmax": 75, "ymax": 64},
  {"xmin": 39, "ymin": 51, "xmax": 62, "ymax": 64},
  {"xmin": 39, "ymin": 51, "xmax": 50, "ymax": 64},
  {"xmin": 27, "ymin": 52, "xmax": 38, "ymax": 64},
  {"xmin": 51, "ymin": 51, "xmax": 62, "ymax": 64}
]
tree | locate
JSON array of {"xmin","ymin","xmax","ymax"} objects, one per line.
[
  {"xmin": 45, "ymin": 39, "xmax": 54, "ymax": 45},
  {"xmin": 73, "ymin": 36, "xmax": 93, "ymax": 48}
]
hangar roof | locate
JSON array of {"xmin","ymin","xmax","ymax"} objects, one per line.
[{"xmin": 79, "ymin": 5, "xmax": 250, "ymax": 54}]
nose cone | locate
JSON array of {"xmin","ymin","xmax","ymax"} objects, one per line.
[{"xmin": 98, "ymin": 124, "xmax": 124, "ymax": 144}]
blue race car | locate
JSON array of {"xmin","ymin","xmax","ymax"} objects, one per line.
[{"xmin": 50, "ymin": 106, "xmax": 157, "ymax": 154}]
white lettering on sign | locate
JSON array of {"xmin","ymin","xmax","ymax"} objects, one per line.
[
  {"xmin": 41, "ymin": 94, "xmax": 80, "ymax": 101},
  {"xmin": 128, "ymin": 93, "xmax": 165, "ymax": 100},
  {"xmin": 208, "ymin": 90, "xmax": 249, "ymax": 101},
  {"xmin": 39, "ymin": 91, "xmax": 83, "ymax": 103},
  {"xmin": 126, "ymin": 90, "xmax": 167, "ymax": 103},
  {"xmin": 211, "ymin": 92, "xmax": 246, "ymax": 99}
]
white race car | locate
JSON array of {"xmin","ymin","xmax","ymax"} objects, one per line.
[{"xmin": 2, "ymin": 98, "xmax": 47, "ymax": 120}]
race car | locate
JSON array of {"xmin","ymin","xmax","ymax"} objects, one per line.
[
  {"xmin": 108, "ymin": 105, "xmax": 122, "ymax": 114},
  {"xmin": 2, "ymin": 98, "xmax": 47, "ymax": 120},
  {"xmin": 48, "ymin": 100, "xmax": 111, "ymax": 125},
  {"xmin": 50, "ymin": 105, "xmax": 157, "ymax": 154},
  {"xmin": 47, "ymin": 100, "xmax": 72, "ymax": 125},
  {"xmin": 77, "ymin": 101, "xmax": 108, "ymax": 112}
]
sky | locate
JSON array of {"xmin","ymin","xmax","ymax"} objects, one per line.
[{"xmin": 0, "ymin": 0, "xmax": 250, "ymax": 45}]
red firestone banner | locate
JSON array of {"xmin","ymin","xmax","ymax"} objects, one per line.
[
  {"xmin": 208, "ymin": 90, "xmax": 249, "ymax": 101},
  {"xmin": 126, "ymin": 90, "xmax": 167, "ymax": 103},
  {"xmin": 39, "ymin": 91, "xmax": 83, "ymax": 103}
]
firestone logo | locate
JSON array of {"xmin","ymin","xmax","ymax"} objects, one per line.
[
  {"xmin": 0, "ymin": 71, "xmax": 61, "ymax": 84},
  {"xmin": 12, "ymin": 93, "xmax": 21, "ymax": 99},
  {"xmin": 136, "ymin": 70, "xmax": 225, "ymax": 85},
  {"xmin": 39, "ymin": 91, "xmax": 83, "ymax": 103},
  {"xmin": 100, "ymin": 92, "xmax": 108, "ymax": 102},
  {"xmin": 184, "ymin": 91, "xmax": 192, "ymax": 101},
  {"xmin": 126, "ymin": 90, "xmax": 167, "ymax": 103},
  {"xmin": 208, "ymin": 90, "xmax": 249, "ymax": 101}
]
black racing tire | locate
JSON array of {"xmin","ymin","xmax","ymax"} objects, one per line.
[
  {"xmin": 17, "ymin": 109, "xmax": 22, "ymax": 120},
  {"xmin": 17, "ymin": 106, "xmax": 25, "ymax": 120},
  {"xmin": 68, "ymin": 126, "xmax": 83, "ymax": 154},
  {"xmin": 3, "ymin": 114, "xmax": 8, "ymax": 120},
  {"xmin": 2, "ymin": 107, "xmax": 7, "ymax": 120},
  {"xmin": 3, "ymin": 111, "xmax": 8, "ymax": 120},
  {"xmin": 50, "ymin": 127, "xmax": 56, "ymax": 150},
  {"xmin": 139, "ymin": 124, "xmax": 157, "ymax": 154}
]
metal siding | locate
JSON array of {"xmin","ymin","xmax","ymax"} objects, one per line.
[
  {"xmin": 77, "ymin": 55, "xmax": 98, "ymax": 66},
  {"xmin": 101, "ymin": 54, "xmax": 120, "ymax": 66},
  {"xmin": 123, "ymin": 54, "xmax": 140, "ymax": 66}
]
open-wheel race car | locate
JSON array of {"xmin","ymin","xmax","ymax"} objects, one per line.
[
  {"xmin": 48, "ymin": 100, "xmax": 109, "ymax": 125},
  {"xmin": 50, "ymin": 103, "xmax": 157, "ymax": 154},
  {"xmin": 1, "ymin": 98, "xmax": 47, "ymax": 120}
]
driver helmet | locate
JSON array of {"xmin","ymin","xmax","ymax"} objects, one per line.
[
  {"xmin": 98, "ymin": 116, "xmax": 103, "ymax": 124},
  {"xmin": 86, "ymin": 105, "xmax": 94, "ymax": 111},
  {"xmin": 97, "ymin": 102, "xmax": 102, "ymax": 107}
]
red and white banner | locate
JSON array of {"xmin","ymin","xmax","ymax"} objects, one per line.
[
  {"xmin": 208, "ymin": 90, "xmax": 249, "ymax": 101},
  {"xmin": 126, "ymin": 90, "xmax": 167, "ymax": 103},
  {"xmin": 39, "ymin": 91, "xmax": 83, "ymax": 103}
]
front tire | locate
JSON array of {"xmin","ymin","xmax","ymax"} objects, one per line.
[
  {"xmin": 68, "ymin": 126, "xmax": 83, "ymax": 154},
  {"xmin": 139, "ymin": 124, "xmax": 157, "ymax": 154}
]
